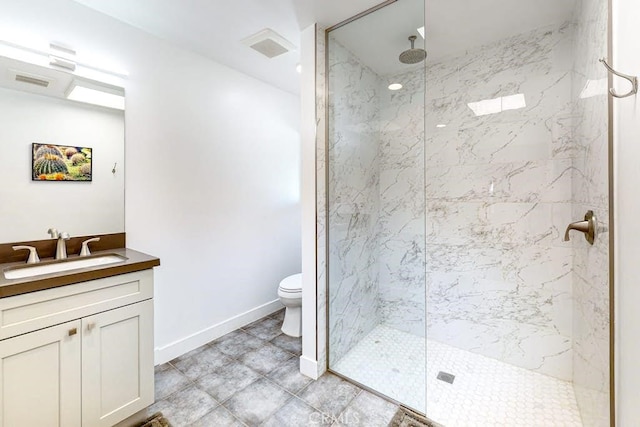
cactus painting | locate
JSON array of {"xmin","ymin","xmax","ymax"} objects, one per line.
[{"xmin": 32, "ymin": 143, "xmax": 92, "ymax": 181}]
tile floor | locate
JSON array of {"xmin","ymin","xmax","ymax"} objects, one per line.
[
  {"xmin": 333, "ymin": 325, "xmax": 583, "ymax": 427},
  {"xmin": 147, "ymin": 310, "xmax": 400, "ymax": 427}
]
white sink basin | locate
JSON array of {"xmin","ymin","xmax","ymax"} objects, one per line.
[{"xmin": 4, "ymin": 254, "xmax": 127, "ymax": 280}]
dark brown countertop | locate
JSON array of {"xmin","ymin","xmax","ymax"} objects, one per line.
[{"xmin": 0, "ymin": 248, "xmax": 160, "ymax": 298}]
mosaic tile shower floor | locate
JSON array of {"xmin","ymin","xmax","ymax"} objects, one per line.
[{"xmin": 332, "ymin": 325, "xmax": 583, "ymax": 427}]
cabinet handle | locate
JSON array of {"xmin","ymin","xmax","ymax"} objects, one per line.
[
  {"xmin": 68, "ymin": 328, "xmax": 77, "ymax": 336},
  {"xmin": 86, "ymin": 322, "xmax": 95, "ymax": 332}
]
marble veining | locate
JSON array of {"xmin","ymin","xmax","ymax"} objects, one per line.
[
  {"xmin": 424, "ymin": 23, "xmax": 577, "ymax": 381},
  {"xmin": 377, "ymin": 65, "xmax": 426, "ymax": 336},
  {"xmin": 327, "ymin": 37, "xmax": 382, "ymax": 364}
]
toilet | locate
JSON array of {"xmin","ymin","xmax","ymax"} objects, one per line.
[{"xmin": 277, "ymin": 273, "xmax": 302, "ymax": 337}]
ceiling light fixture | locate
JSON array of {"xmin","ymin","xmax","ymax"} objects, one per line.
[
  {"xmin": 388, "ymin": 83, "xmax": 403, "ymax": 91},
  {"xmin": 65, "ymin": 79, "xmax": 125, "ymax": 110},
  {"xmin": 0, "ymin": 40, "xmax": 49, "ymax": 68},
  {"xmin": 0, "ymin": 38, "xmax": 128, "ymax": 86}
]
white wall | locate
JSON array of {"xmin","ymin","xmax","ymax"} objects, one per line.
[
  {"xmin": 613, "ymin": 0, "xmax": 640, "ymax": 424},
  {"xmin": 300, "ymin": 23, "xmax": 320, "ymax": 379},
  {"xmin": 0, "ymin": 87, "xmax": 124, "ymax": 243},
  {"xmin": 0, "ymin": 0, "xmax": 301, "ymax": 363}
]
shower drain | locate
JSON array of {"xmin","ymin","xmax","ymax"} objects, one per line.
[{"xmin": 437, "ymin": 371, "xmax": 455, "ymax": 384}]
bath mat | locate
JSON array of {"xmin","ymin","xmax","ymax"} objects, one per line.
[
  {"xmin": 389, "ymin": 407, "xmax": 440, "ymax": 427},
  {"xmin": 136, "ymin": 412, "xmax": 172, "ymax": 427}
]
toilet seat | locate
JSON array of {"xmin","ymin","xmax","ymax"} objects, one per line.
[
  {"xmin": 277, "ymin": 273, "xmax": 302, "ymax": 337},
  {"xmin": 278, "ymin": 273, "xmax": 302, "ymax": 295}
]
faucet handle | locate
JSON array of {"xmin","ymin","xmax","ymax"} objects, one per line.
[
  {"xmin": 80, "ymin": 237, "xmax": 100, "ymax": 256},
  {"xmin": 12, "ymin": 246, "xmax": 40, "ymax": 264},
  {"xmin": 564, "ymin": 210, "xmax": 596, "ymax": 245},
  {"xmin": 47, "ymin": 228, "xmax": 59, "ymax": 239}
]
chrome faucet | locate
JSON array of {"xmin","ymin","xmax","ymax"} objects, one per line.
[{"xmin": 48, "ymin": 228, "xmax": 71, "ymax": 259}]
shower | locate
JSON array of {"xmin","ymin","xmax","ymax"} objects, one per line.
[
  {"xmin": 399, "ymin": 35, "xmax": 426, "ymax": 64},
  {"xmin": 324, "ymin": 0, "xmax": 611, "ymax": 425}
]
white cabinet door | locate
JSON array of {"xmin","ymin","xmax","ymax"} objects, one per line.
[
  {"xmin": 0, "ymin": 320, "xmax": 81, "ymax": 427},
  {"xmin": 81, "ymin": 300, "xmax": 154, "ymax": 427}
]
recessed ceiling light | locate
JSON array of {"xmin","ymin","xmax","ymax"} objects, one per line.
[
  {"xmin": 388, "ymin": 83, "xmax": 403, "ymax": 91},
  {"xmin": 296, "ymin": 63, "xmax": 302, "ymax": 74},
  {"xmin": 436, "ymin": 124, "xmax": 447, "ymax": 128},
  {"xmin": 417, "ymin": 27, "xmax": 425, "ymax": 39}
]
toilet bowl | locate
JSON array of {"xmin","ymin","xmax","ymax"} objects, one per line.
[{"xmin": 277, "ymin": 273, "xmax": 302, "ymax": 337}]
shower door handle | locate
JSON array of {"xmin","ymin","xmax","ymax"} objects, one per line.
[{"xmin": 564, "ymin": 210, "xmax": 596, "ymax": 245}]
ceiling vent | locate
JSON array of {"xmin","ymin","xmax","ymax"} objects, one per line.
[
  {"xmin": 241, "ymin": 29, "xmax": 295, "ymax": 59},
  {"xmin": 11, "ymin": 70, "xmax": 52, "ymax": 88}
]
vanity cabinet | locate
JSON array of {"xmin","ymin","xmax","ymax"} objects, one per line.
[
  {"xmin": 0, "ymin": 270, "xmax": 155, "ymax": 427},
  {"xmin": 82, "ymin": 300, "xmax": 153, "ymax": 427},
  {"xmin": 0, "ymin": 319, "xmax": 82, "ymax": 426}
]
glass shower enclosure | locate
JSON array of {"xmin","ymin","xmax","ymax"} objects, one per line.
[{"xmin": 325, "ymin": 0, "xmax": 611, "ymax": 425}]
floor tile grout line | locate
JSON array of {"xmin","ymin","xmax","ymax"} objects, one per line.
[
  {"xmin": 156, "ymin": 314, "xmax": 311, "ymax": 425},
  {"xmin": 168, "ymin": 332, "xmax": 300, "ymax": 374},
  {"xmin": 183, "ymin": 353, "xmax": 304, "ymax": 424},
  {"xmin": 192, "ymin": 376, "xmax": 258, "ymax": 426},
  {"xmin": 254, "ymin": 392, "xmax": 297, "ymax": 427},
  {"xmin": 331, "ymin": 388, "xmax": 364, "ymax": 426},
  {"xmin": 156, "ymin": 373, "xmax": 373, "ymax": 427},
  {"xmin": 155, "ymin": 361, "xmax": 204, "ymax": 402},
  {"xmin": 251, "ymin": 381, "xmax": 340, "ymax": 426},
  {"xmin": 214, "ymin": 326, "xmax": 300, "ymax": 355},
  {"xmin": 168, "ymin": 349, "xmax": 300, "ymax": 389},
  {"xmin": 186, "ymin": 403, "xmax": 249, "ymax": 427},
  {"xmin": 159, "ymin": 313, "xmax": 399, "ymax": 425},
  {"xmin": 187, "ymin": 352, "xmax": 331, "ymax": 425},
  {"xmin": 216, "ymin": 377, "xmax": 298, "ymax": 426},
  {"xmin": 158, "ymin": 364, "xmax": 376, "ymax": 425},
  {"xmin": 283, "ymin": 373, "xmax": 366, "ymax": 421}
]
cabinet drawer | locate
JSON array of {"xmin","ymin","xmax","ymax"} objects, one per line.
[{"xmin": 0, "ymin": 270, "xmax": 153, "ymax": 340}]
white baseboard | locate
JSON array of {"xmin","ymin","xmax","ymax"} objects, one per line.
[
  {"xmin": 154, "ymin": 299, "xmax": 284, "ymax": 365},
  {"xmin": 299, "ymin": 354, "xmax": 320, "ymax": 379}
]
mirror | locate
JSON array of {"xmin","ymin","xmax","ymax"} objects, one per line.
[{"xmin": 0, "ymin": 54, "xmax": 125, "ymax": 244}]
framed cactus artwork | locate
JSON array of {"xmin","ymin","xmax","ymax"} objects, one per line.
[{"xmin": 32, "ymin": 143, "xmax": 92, "ymax": 182}]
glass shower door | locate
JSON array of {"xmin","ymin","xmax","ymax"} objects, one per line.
[
  {"xmin": 325, "ymin": 0, "xmax": 427, "ymax": 413},
  {"xmin": 422, "ymin": 0, "xmax": 611, "ymax": 425}
]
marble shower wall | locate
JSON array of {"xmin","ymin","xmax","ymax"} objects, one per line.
[
  {"xmin": 570, "ymin": 0, "xmax": 610, "ymax": 424},
  {"xmin": 377, "ymin": 67, "xmax": 426, "ymax": 336},
  {"xmin": 327, "ymin": 38, "xmax": 382, "ymax": 364},
  {"xmin": 425, "ymin": 24, "xmax": 577, "ymax": 381}
]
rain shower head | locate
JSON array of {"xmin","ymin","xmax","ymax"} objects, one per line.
[{"xmin": 399, "ymin": 35, "xmax": 427, "ymax": 64}]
